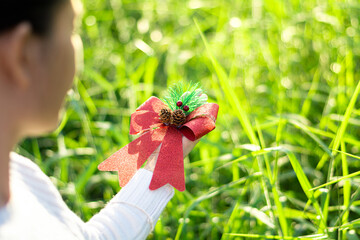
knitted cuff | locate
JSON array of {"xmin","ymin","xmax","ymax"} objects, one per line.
[{"xmin": 109, "ymin": 169, "xmax": 174, "ymax": 229}]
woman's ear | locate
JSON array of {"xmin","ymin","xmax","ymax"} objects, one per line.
[{"xmin": 0, "ymin": 22, "xmax": 32, "ymax": 89}]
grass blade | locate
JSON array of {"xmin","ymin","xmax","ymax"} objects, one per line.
[
  {"xmin": 309, "ymin": 170, "xmax": 360, "ymax": 191},
  {"xmin": 194, "ymin": 18, "xmax": 259, "ymax": 146}
]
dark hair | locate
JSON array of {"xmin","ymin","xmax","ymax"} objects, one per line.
[{"xmin": 0, "ymin": 0, "xmax": 67, "ymax": 35}]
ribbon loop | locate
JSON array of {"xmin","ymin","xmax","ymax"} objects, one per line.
[
  {"xmin": 129, "ymin": 110, "xmax": 162, "ymax": 135},
  {"xmin": 180, "ymin": 103, "xmax": 219, "ymax": 141}
]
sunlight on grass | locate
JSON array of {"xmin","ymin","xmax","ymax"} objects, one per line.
[{"xmin": 18, "ymin": 0, "xmax": 360, "ymax": 239}]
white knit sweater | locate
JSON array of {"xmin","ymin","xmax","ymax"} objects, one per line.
[{"xmin": 0, "ymin": 153, "xmax": 174, "ymax": 240}]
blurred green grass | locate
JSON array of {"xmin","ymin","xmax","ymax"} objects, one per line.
[{"xmin": 18, "ymin": 0, "xmax": 360, "ymax": 239}]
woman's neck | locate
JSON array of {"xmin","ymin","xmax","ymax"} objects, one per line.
[{"xmin": 0, "ymin": 115, "xmax": 19, "ymax": 208}]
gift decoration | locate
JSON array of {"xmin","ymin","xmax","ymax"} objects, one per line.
[{"xmin": 98, "ymin": 83, "xmax": 219, "ymax": 191}]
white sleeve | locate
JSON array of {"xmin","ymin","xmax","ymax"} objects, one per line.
[{"xmin": 84, "ymin": 169, "xmax": 174, "ymax": 240}]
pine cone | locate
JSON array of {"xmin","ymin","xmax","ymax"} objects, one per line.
[
  {"xmin": 172, "ymin": 109, "xmax": 186, "ymax": 126},
  {"xmin": 159, "ymin": 108, "xmax": 172, "ymax": 125}
]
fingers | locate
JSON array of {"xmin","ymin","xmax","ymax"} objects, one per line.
[{"xmin": 182, "ymin": 136, "xmax": 200, "ymax": 158}]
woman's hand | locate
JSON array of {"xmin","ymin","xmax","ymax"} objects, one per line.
[{"xmin": 144, "ymin": 136, "xmax": 200, "ymax": 172}]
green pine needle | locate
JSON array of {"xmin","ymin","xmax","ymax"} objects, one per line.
[{"xmin": 162, "ymin": 82, "xmax": 207, "ymax": 115}]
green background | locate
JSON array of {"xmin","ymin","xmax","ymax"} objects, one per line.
[{"xmin": 19, "ymin": 0, "xmax": 360, "ymax": 239}]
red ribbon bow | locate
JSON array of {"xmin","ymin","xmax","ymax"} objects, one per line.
[{"xmin": 98, "ymin": 97, "xmax": 219, "ymax": 191}]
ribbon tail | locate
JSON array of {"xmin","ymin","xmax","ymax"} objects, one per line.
[
  {"xmin": 98, "ymin": 128, "xmax": 167, "ymax": 187},
  {"xmin": 150, "ymin": 127, "xmax": 185, "ymax": 191}
]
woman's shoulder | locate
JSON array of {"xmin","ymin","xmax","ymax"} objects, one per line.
[
  {"xmin": 1, "ymin": 153, "xmax": 84, "ymax": 240},
  {"xmin": 9, "ymin": 152, "xmax": 62, "ymax": 200},
  {"xmin": 10, "ymin": 152, "xmax": 42, "ymax": 172}
]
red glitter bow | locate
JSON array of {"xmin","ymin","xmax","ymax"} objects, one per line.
[{"xmin": 98, "ymin": 96, "xmax": 219, "ymax": 191}]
